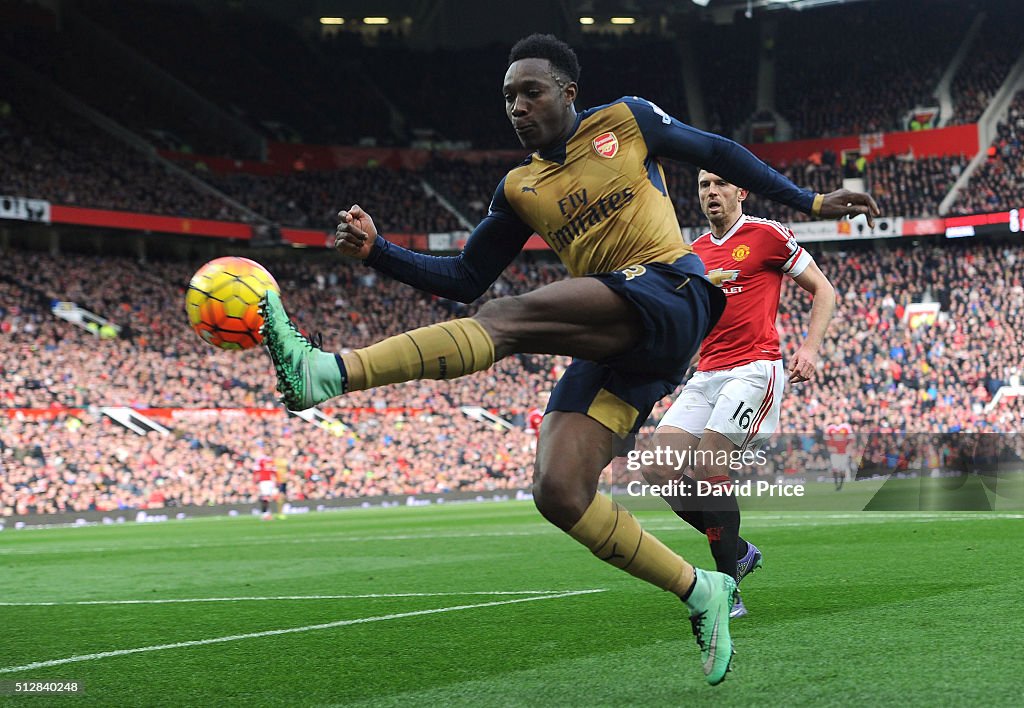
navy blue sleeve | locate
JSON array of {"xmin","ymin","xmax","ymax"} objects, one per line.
[
  {"xmin": 363, "ymin": 177, "xmax": 534, "ymax": 304},
  {"xmin": 623, "ymin": 97, "xmax": 816, "ymax": 213}
]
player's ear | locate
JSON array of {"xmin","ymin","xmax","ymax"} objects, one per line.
[
  {"xmin": 564, "ymin": 81, "xmax": 577, "ymax": 106},
  {"xmin": 737, "ymin": 188, "xmax": 749, "ymax": 202}
]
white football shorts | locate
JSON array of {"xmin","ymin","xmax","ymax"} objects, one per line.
[
  {"xmin": 658, "ymin": 359, "xmax": 785, "ymax": 449},
  {"xmin": 829, "ymin": 453, "xmax": 853, "ymax": 474},
  {"xmin": 258, "ymin": 480, "xmax": 277, "ymax": 497}
]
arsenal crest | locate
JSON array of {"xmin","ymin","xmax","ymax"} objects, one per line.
[{"xmin": 593, "ymin": 131, "xmax": 619, "ymax": 158}]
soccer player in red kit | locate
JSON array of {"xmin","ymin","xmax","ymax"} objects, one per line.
[
  {"xmin": 825, "ymin": 420, "xmax": 855, "ymax": 490},
  {"xmin": 254, "ymin": 455, "xmax": 277, "ymax": 520},
  {"xmin": 646, "ymin": 169, "xmax": 837, "ymax": 617},
  {"xmin": 526, "ymin": 406, "xmax": 545, "ymax": 436},
  {"xmin": 525, "ymin": 391, "xmax": 549, "ymax": 442}
]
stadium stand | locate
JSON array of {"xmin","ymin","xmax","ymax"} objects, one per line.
[
  {"xmin": 691, "ymin": 19, "xmax": 758, "ymax": 138},
  {"xmin": 420, "ymin": 155, "xmax": 515, "ymax": 225},
  {"xmin": 0, "ymin": 248, "xmax": 566, "ymax": 411},
  {"xmin": 950, "ymin": 90, "xmax": 1024, "ymax": 215},
  {"xmin": 770, "ymin": 1, "xmax": 965, "ymax": 139},
  {"xmin": 947, "ymin": 2, "xmax": 1023, "ymax": 126},
  {"xmin": 776, "ymin": 242, "xmax": 1022, "ymax": 434},
  {"xmin": 0, "ymin": 0, "xmax": 1008, "ymax": 235},
  {"xmin": 193, "ymin": 166, "xmax": 464, "ymax": 232},
  {"xmin": 0, "ymin": 77, "xmax": 244, "ymax": 220},
  {"xmin": 344, "ymin": 38, "xmax": 691, "ymax": 149},
  {"xmin": 3, "ymin": 237, "xmax": 1022, "ymax": 516},
  {"xmin": 59, "ymin": 0, "xmax": 384, "ymax": 149},
  {"xmin": 0, "ymin": 410, "xmax": 536, "ymax": 515},
  {"xmin": 662, "ymin": 153, "xmax": 968, "ymax": 227},
  {"xmin": 3, "ymin": 0, "xmax": 1023, "ymax": 519},
  {"xmin": 2, "ymin": 0, "xmax": 233, "ymax": 157}
]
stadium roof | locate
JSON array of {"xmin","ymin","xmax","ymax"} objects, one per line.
[{"xmin": 175, "ymin": 0, "xmax": 883, "ymax": 25}]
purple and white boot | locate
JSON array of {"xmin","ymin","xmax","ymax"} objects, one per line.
[{"xmin": 730, "ymin": 542, "xmax": 764, "ymax": 619}]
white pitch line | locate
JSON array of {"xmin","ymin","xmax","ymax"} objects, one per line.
[
  {"xmin": 0, "ymin": 590, "xmax": 604, "ymax": 607},
  {"xmin": 0, "ymin": 588, "xmax": 607, "ymax": 674},
  {"xmin": 0, "ymin": 530, "xmax": 545, "ymax": 556},
  {"xmin": 1, "ymin": 512, "xmax": 1020, "ymax": 556}
]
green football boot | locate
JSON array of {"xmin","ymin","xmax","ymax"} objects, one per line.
[
  {"xmin": 258, "ymin": 290, "xmax": 345, "ymax": 411},
  {"xmin": 685, "ymin": 568, "xmax": 738, "ymax": 686}
]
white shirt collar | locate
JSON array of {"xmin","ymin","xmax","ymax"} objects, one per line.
[{"xmin": 708, "ymin": 213, "xmax": 747, "ymax": 246}]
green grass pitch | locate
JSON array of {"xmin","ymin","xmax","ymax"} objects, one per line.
[{"xmin": 1, "ymin": 500, "xmax": 1020, "ymax": 706}]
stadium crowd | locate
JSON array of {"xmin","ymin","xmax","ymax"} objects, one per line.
[
  {"xmin": 2, "ymin": 238, "xmax": 1022, "ymax": 516},
  {"xmin": 3, "ymin": 0, "xmax": 1024, "ymax": 517},
  {"xmin": 776, "ymin": 242, "xmax": 1022, "ymax": 435},
  {"xmin": 951, "ymin": 90, "xmax": 1024, "ymax": 216},
  {"xmin": 0, "ymin": 248, "xmax": 566, "ymax": 412},
  {"xmin": 947, "ymin": 2, "xmax": 1023, "ymax": 126},
  {"xmin": 2, "ymin": 0, "xmax": 1020, "ymax": 232},
  {"xmin": 773, "ymin": 0, "xmax": 964, "ymax": 140},
  {"xmin": 0, "ymin": 88, "xmax": 245, "ymax": 221},
  {"xmin": 1, "ymin": 410, "xmax": 535, "ymax": 516},
  {"xmin": 663, "ymin": 152, "xmax": 968, "ymax": 227},
  {"xmin": 195, "ymin": 166, "xmax": 465, "ymax": 233}
]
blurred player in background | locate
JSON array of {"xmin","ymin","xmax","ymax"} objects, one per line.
[
  {"xmin": 526, "ymin": 404, "xmax": 544, "ymax": 437},
  {"xmin": 825, "ymin": 419, "xmax": 854, "ymax": 490},
  {"xmin": 253, "ymin": 451, "xmax": 276, "ymax": 520},
  {"xmin": 259, "ymin": 34, "xmax": 877, "ymax": 684},
  {"xmin": 645, "ymin": 169, "xmax": 836, "ymax": 618},
  {"xmin": 274, "ymin": 446, "xmax": 289, "ymax": 518},
  {"xmin": 525, "ymin": 391, "xmax": 549, "ymax": 450}
]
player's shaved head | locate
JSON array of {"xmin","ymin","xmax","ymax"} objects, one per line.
[{"xmin": 509, "ymin": 34, "xmax": 580, "ymax": 85}]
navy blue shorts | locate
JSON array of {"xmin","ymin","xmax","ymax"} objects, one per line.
[{"xmin": 547, "ymin": 253, "xmax": 725, "ymax": 439}]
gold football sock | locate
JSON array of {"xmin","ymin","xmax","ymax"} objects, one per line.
[
  {"xmin": 341, "ymin": 318, "xmax": 495, "ymax": 392},
  {"xmin": 569, "ymin": 493, "xmax": 695, "ymax": 596}
]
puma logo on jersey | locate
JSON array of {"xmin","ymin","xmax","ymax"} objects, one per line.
[{"xmin": 521, "ymin": 185, "xmax": 537, "ymax": 195}]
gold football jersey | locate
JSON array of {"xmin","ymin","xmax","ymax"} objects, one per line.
[{"xmin": 501, "ymin": 100, "xmax": 690, "ymax": 277}]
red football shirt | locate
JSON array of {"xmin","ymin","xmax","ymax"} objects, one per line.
[
  {"xmin": 693, "ymin": 214, "xmax": 812, "ymax": 372},
  {"xmin": 825, "ymin": 423, "xmax": 853, "ymax": 454},
  {"xmin": 254, "ymin": 457, "xmax": 275, "ymax": 483},
  {"xmin": 526, "ymin": 407, "xmax": 544, "ymax": 437}
]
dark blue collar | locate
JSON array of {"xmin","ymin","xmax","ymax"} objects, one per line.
[{"xmin": 536, "ymin": 112, "xmax": 584, "ymax": 165}]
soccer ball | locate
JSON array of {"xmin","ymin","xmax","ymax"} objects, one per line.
[{"xmin": 185, "ymin": 257, "xmax": 280, "ymax": 350}]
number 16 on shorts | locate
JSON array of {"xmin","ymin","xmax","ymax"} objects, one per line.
[{"xmin": 730, "ymin": 401, "xmax": 755, "ymax": 430}]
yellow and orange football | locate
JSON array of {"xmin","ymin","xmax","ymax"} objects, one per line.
[{"xmin": 185, "ymin": 256, "xmax": 279, "ymax": 350}]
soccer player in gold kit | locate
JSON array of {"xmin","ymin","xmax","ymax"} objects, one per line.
[{"xmin": 259, "ymin": 34, "xmax": 878, "ymax": 685}]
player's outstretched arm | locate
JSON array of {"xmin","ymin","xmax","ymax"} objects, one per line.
[
  {"xmin": 624, "ymin": 97, "xmax": 880, "ymax": 224},
  {"xmin": 334, "ymin": 197, "xmax": 533, "ymax": 303}
]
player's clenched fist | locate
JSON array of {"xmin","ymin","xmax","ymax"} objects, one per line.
[
  {"xmin": 335, "ymin": 205, "xmax": 378, "ymax": 260},
  {"xmin": 817, "ymin": 189, "xmax": 881, "ymax": 228}
]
